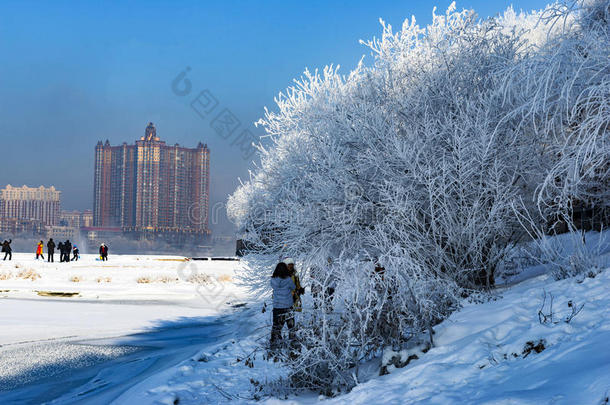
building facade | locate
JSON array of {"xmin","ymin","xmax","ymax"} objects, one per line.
[
  {"xmin": 47, "ymin": 225, "xmax": 78, "ymax": 241},
  {"xmin": 93, "ymin": 123, "xmax": 210, "ymax": 241},
  {"xmin": 60, "ymin": 210, "xmax": 83, "ymax": 229},
  {"xmin": 82, "ymin": 210, "xmax": 93, "ymax": 227},
  {"xmin": 0, "ymin": 185, "xmax": 61, "ymax": 234}
]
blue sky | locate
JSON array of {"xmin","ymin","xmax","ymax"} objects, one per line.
[{"xmin": 0, "ymin": 0, "xmax": 550, "ymax": 234}]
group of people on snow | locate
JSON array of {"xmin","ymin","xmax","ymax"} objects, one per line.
[
  {"xmin": 40, "ymin": 239, "xmax": 79, "ymax": 262},
  {"xmin": 0, "ymin": 239, "xmax": 108, "ymax": 262}
]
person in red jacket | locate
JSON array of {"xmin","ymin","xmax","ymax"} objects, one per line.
[{"xmin": 36, "ymin": 241, "xmax": 44, "ymax": 260}]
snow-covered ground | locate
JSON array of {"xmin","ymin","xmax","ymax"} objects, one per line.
[
  {"xmin": 0, "ymin": 254, "xmax": 250, "ymax": 404},
  {"xmin": 109, "ymin": 263, "xmax": 610, "ymax": 405},
  {"xmin": 0, "ymin": 253, "xmax": 247, "ymax": 345},
  {"xmin": 1, "ymin": 245, "xmax": 609, "ymax": 404}
]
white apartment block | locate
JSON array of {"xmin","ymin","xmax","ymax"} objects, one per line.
[{"xmin": 0, "ymin": 185, "xmax": 61, "ymax": 227}]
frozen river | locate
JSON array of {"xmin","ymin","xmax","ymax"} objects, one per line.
[{"xmin": 0, "ymin": 310, "xmax": 237, "ymax": 404}]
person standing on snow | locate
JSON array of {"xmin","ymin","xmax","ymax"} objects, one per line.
[
  {"xmin": 99, "ymin": 243, "xmax": 108, "ymax": 261},
  {"xmin": 2, "ymin": 239, "xmax": 12, "ymax": 261},
  {"xmin": 47, "ymin": 238, "xmax": 56, "ymax": 262},
  {"xmin": 72, "ymin": 245, "xmax": 79, "ymax": 261},
  {"xmin": 284, "ymin": 258, "xmax": 304, "ymax": 312},
  {"xmin": 270, "ymin": 262, "xmax": 297, "ymax": 349},
  {"xmin": 36, "ymin": 241, "xmax": 45, "ymax": 260},
  {"xmin": 64, "ymin": 240, "xmax": 72, "ymax": 263},
  {"xmin": 57, "ymin": 242, "xmax": 65, "ymax": 262}
]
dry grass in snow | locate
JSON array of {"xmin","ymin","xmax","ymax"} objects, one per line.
[
  {"xmin": 136, "ymin": 276, "xmax": 153, "ymax": 284},
  {"xmin": 187, "ymin": 273, "xmax": 213, "ymax": 285},
  {"xmin": 17, "ymin": 269, "xmax": 40, "ymax": 281}
]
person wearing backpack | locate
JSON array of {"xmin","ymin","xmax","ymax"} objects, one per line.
[{"xmin": 57, "ymin": 242, "xmax": 65, "ymax": 262}]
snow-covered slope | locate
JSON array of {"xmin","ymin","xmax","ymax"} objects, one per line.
[
  {"xmin": 328, "ymin": 270, "xmax": 610, "ymax": 405},
  {"xmin": 119, "ymin": 264, "xmax": 610, "ymax": 404}
]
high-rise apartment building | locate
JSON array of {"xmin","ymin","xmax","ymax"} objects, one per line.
[
  {"xmin": 0, "ymin": 185, "xmax": 61, "ymax": 234},
  {"xmin": 93, "ymin": 123, "xmax": 210, "ymax": 239}
]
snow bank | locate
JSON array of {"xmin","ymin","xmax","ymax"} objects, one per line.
[{"xmin": 325, "ymin": 270, "xmax": 610, "ymax": 404}]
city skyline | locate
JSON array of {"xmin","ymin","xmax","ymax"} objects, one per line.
[
  {"xmin": 0, "ymin": 121, "xmax": 213, "ymax": 237},
  {"xmin": 0, "ymin": 0, "xmax": 552, "ymax": 236}
]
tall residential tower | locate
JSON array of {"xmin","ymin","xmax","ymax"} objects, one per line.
[{"xmin": 93, "ymin": 123, "xmax": 210, "ymax": 241}]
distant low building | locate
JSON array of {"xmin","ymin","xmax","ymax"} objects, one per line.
[
  {"xmin": 0, "ymin": 218, "xmax": 46, "ymax": 235},
  {"xmin": 60, "ymin": 210, "xmax": 82, "ymax": 229},
  {"xmin": 0, "ymin": 185, "xmax": 61, "ymax": 235},
  {"xmin": 47, "ymin": 226, "xmax": 78, "ymax": 241}
]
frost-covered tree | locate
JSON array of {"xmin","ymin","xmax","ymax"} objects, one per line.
[
  {"xmin": 503, "ymin": 0, "xmax": 610, "ymax": 229},
  {"xmin": 228, "ymin": 0, "xmax": 609, "ymax": 392}
]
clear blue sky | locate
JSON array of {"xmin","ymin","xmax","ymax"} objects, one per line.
[{"xmin": 0, "ymin": 0, "xmax": 550, "ymax": 234}]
